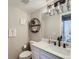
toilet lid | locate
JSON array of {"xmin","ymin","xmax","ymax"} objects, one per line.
[{"xmin": 19, "ymin": 51, "xmax": 32, "ymax": 58}]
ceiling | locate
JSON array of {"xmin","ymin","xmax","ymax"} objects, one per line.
[{"xmin": 9, "ymin": 0, "xmax": 48, "ymax": 13}]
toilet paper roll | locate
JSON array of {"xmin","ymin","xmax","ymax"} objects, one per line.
[
  {"xmin": 22, "ymin": 44, "xmax": 27, "ymax": 51},
  {"xmin": 23, "ymin": 45, "xmax": 27, "ymax": 49}
]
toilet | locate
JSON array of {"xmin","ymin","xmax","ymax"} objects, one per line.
[
  {"xmin": 19, "ymin": 50, "xmax": 32, "ymax": 59},
  {"xmin": 19, "ymin": 41, "xmax": 36, "ymax": 59},
  {"xmin": 19, "ymin": 41, "xmax": 35, "ymax": 59}
]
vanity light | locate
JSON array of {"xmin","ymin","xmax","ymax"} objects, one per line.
[
  {"xmin": 52, "ymin": 5, "xmax": 55, "ymax": 15},
  {"xmin": 55, "ymin": 2, "xmax": 61, "ymax": 14},
  {"xmin": 48, "ymin": 8, "xmax": 51, "ymax": 15},
  {"xmin": 57, "ymin": 2, "xmax": 63, "ymax": 14},
  {"xmin": 60, "ymin": 5, "xmax": 64, "ymax": 13},
  {"xmin": 47, "ymin": 0, "xmax": 70, "ymax": 16},
  {"xmin": 47, "ymin": 5, "xmax": 53, "ymax": 16},
  {"xmin": 66, "ymin": 0, "xmax": 71, "ymax": 11},
  {"xmin": 57, "ymin": 2, "xmax": 60, "ymax": 11}
]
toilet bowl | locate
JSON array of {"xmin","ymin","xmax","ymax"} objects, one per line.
[
  {"xmin": 19, "ymin": 50, "xmax": 32, "ymax": 59},
  {"xmin": 19, "ymin": 41, "xmax": 36, "ymax": 59}
]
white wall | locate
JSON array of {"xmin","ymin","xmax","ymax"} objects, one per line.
[
  {"xmin": 29, "ymin": 6, "xmax": 61, "ymax": 41},
  {"xmin": 29, "ymin": 6, "xmax": 47, "ymax": 42},
  {"xmin": 8, "ymin": 6, "xmax": 30, "ymax": 59}
]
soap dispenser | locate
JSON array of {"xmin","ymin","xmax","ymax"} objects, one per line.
[
  {"xmin": 48, "ymin": 36, "xmax": 52, "ymax": 44},
  {"xmin": 57, "ymin": 36, "xmax": 62, "ymax": 47}
]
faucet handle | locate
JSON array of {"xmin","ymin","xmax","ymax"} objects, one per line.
[
  {"xmin": 63, "ymin": 43, "xmax": 66, "ymax": 48},
  {"xmin": 63, "ymin": 42, "xmax": 71, "ymax": 48}
]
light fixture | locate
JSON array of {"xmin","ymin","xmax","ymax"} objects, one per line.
[
  {"xmin": 56, "ymin": 2, "xmax": 61, "ymax": 14},
  {"xmin": 47, "ymin": 0, "xmax": 70, "ymax": 16},
  {"xmin": 47, "ymin": 5, "xmax": 53, "ymax": 16},
  {"xmin": 52, "ymin": 5, "xmax": 55, "ymax": 15},
  {"xmin": 66, "ymin": 0, "xmax": 71, "ymax": 11},
  {"xmin": 60, "ymin": 5, "xmax": 64, "ymax": 13},
  {"xmin": 58, "ymin": 2, "xmax": 64, "ymax": 13}
]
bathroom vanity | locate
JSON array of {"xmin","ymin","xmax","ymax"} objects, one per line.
[{"xmin": 31, "ymin": 41, "xmax": 70, "ymax": 59}]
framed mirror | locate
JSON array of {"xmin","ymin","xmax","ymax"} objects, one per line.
[{"xmin": 29, "ymin": 18, "xmax": 41, "ymax": 33}]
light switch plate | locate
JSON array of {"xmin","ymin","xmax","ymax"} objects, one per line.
[
  {"xmin": 19, "ymin": 18, "xmax": 26, "ymax": 25},
  {"xmin": 8, "ymin": 29, "xmax": 16, "ymax": 38}
]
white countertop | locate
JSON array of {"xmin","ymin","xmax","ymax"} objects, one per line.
[{"xmin": 32, "ymin": 41, "xmax": 71, "ymax": 59}]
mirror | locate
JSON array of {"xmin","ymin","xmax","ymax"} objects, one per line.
[
  {"xmin": 42, "ymin": 12, "xmax": 71, "ymax": 44},
  {"xmin": 29, "ymin": 18, "xmax": 41, "ymax": 33},
  {"xmin": 42, "ymin": 13, "xmax": 61, "ymax": 39}
]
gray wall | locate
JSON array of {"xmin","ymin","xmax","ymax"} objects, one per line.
[
  {"xmin": 29, "ymin": 7, "xmax": 61, "ymax": 41},
  {"xmin": 29, "ymin": 10, "xmax": 42, "ymax": 42},
  {"xmin": 29, "ymin": 7, "xmax": 47, "ymax": 42},
  {"xmin": 8, "ymin": 6, "xmax": 30, "ymax": 59}
]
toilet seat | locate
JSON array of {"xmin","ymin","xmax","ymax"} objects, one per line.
[{"xmin": 19, "ymin": 50, "xmax": 32, "ymax": 59}]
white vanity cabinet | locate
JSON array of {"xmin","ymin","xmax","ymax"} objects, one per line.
[
  {"xmin": 31, "ymin": 41, "xmax": 70, "ymax": 59},
  {"xmin": 31, "ymin": 45, "xmax": 39, "ymax": 59},
  {"xmin": 31, "ymin": 45, "xmax": 63, "ymax": 59}
]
